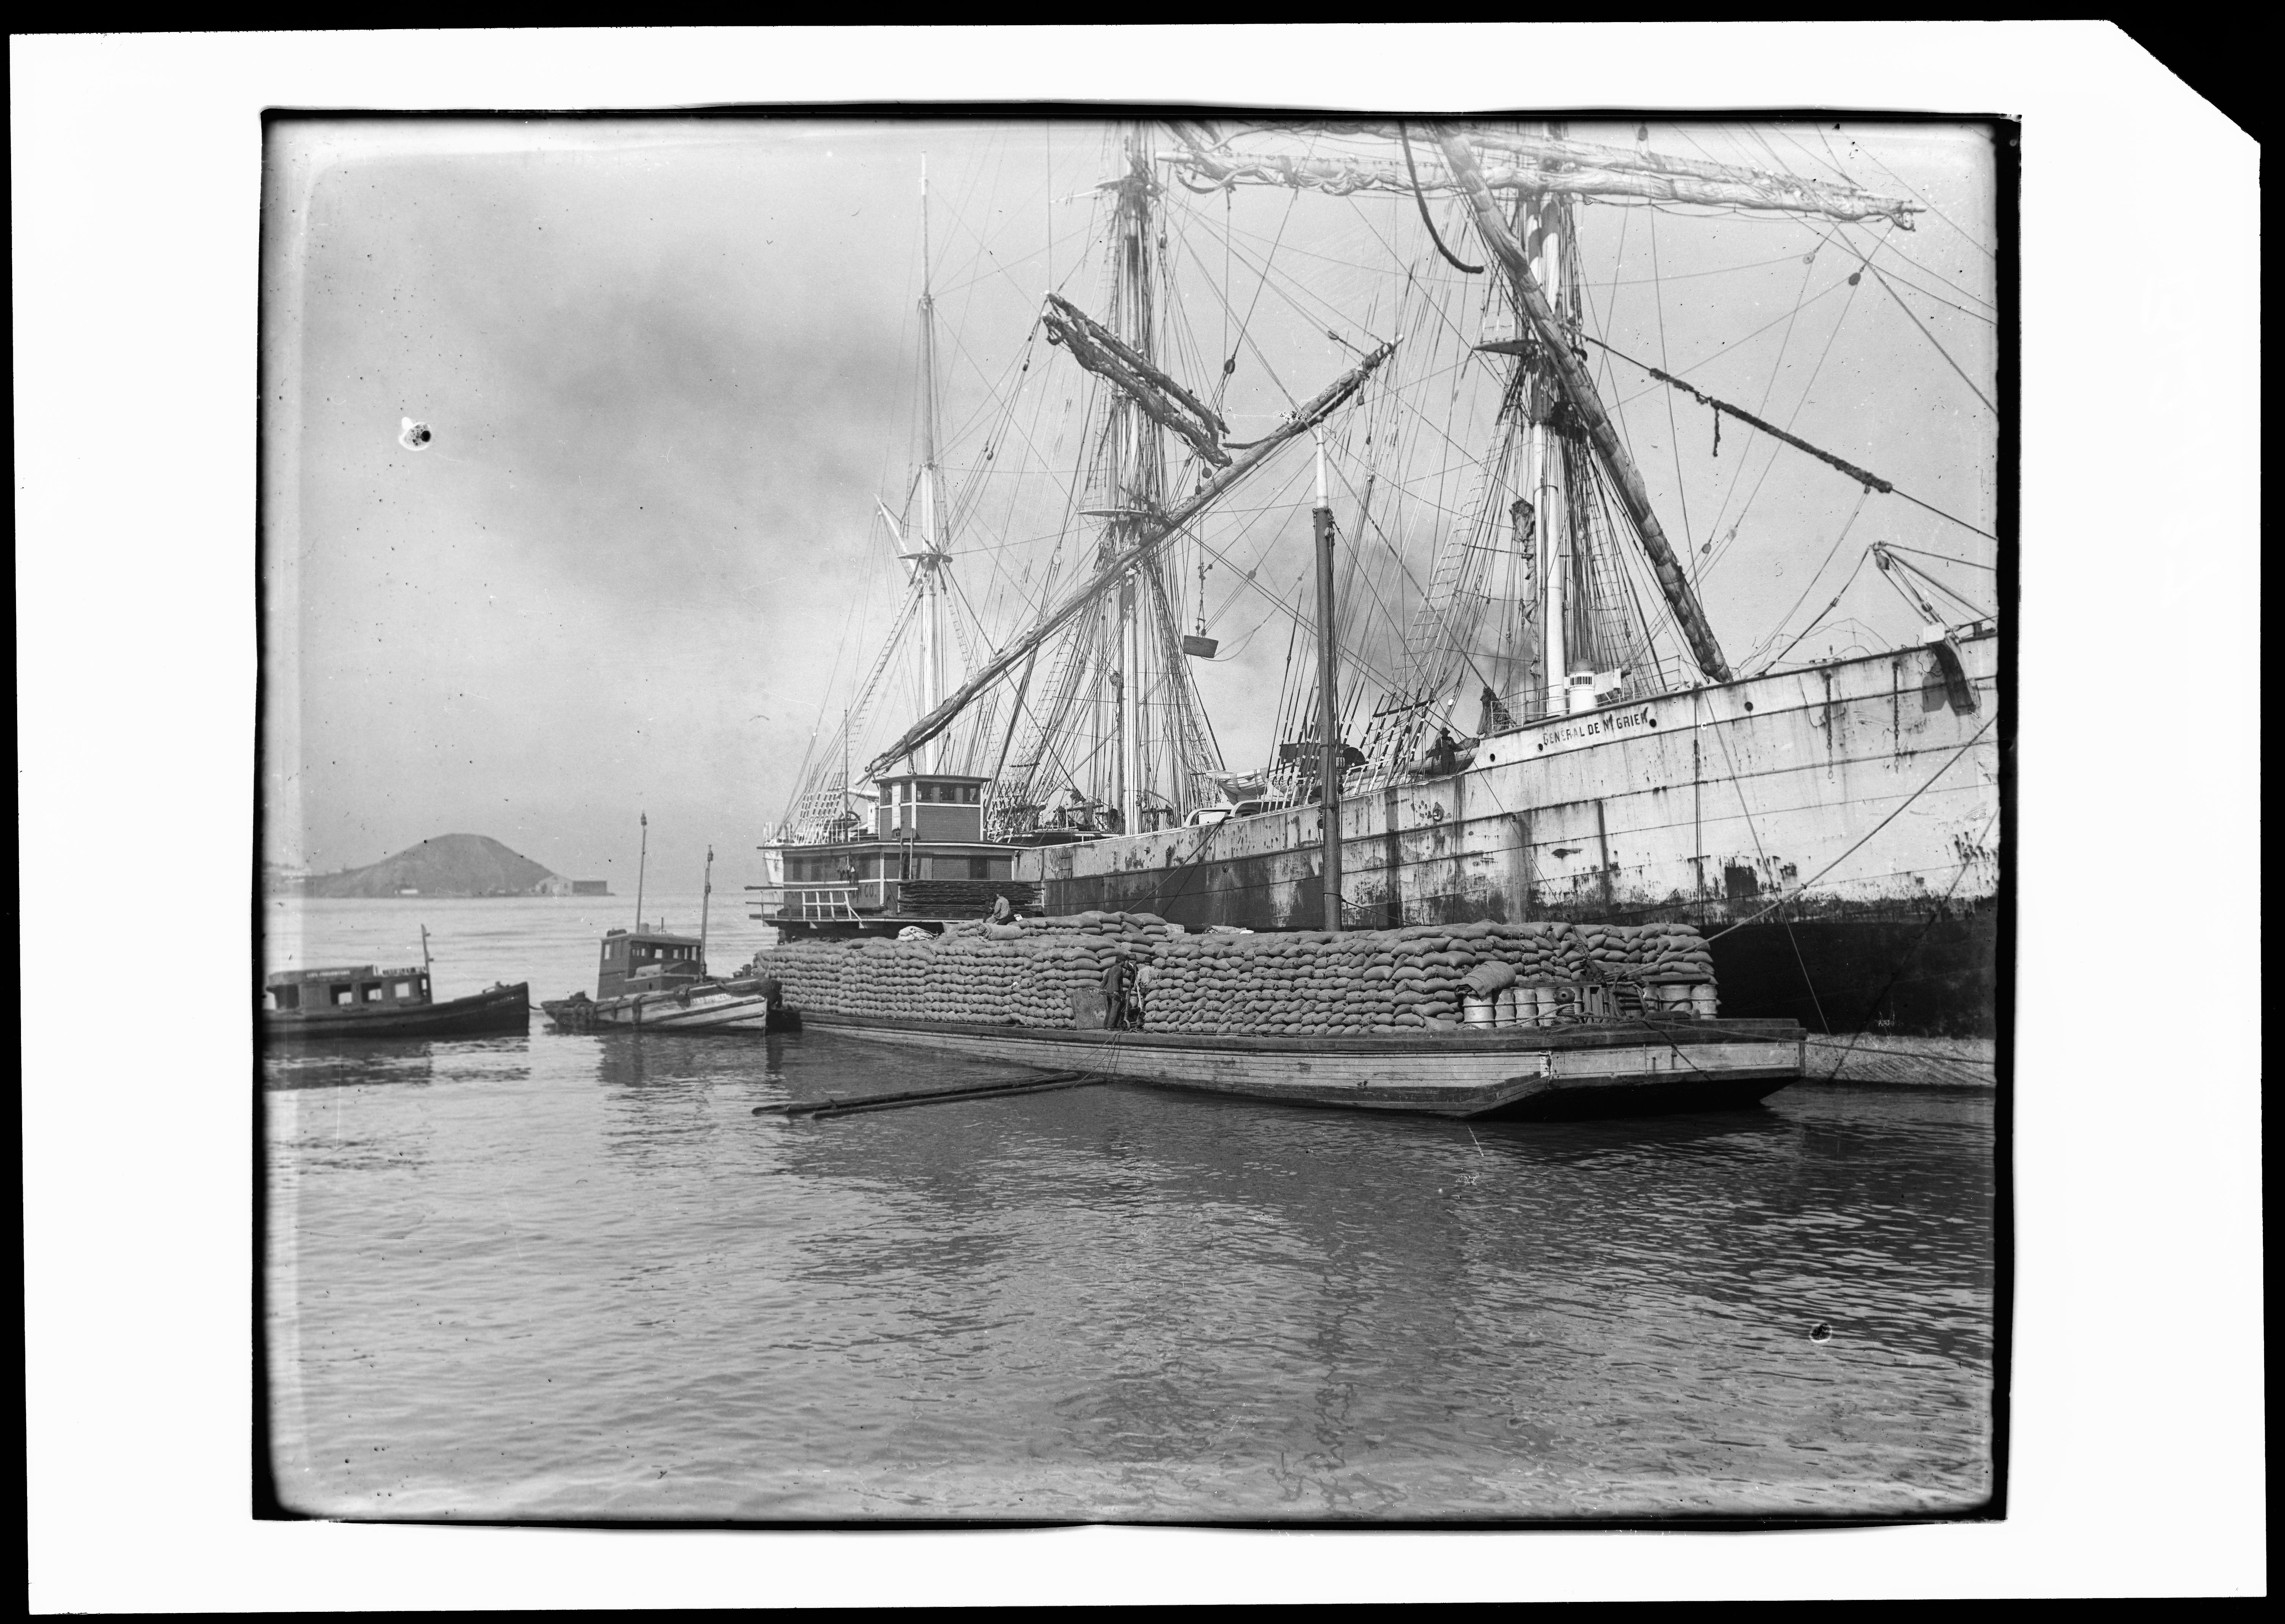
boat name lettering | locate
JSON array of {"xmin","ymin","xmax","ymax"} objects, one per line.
[{"xmin": 1534, "ymin": 707, "xmax": 1656, "ymax": 748}]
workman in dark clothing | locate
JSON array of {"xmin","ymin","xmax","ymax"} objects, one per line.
[
  {"xmin": 988, "ymin": 894, "xmax": 1015, "ymax": 925},
  {"xmin": 759, "ymin": 976, "xmax": 783, "ymax": 1011},
  {"xmin": 1429, "ymin": 728, "xmax": 1459, "ymax": 776},
  {"xmin": 1101, "ymin": 948, "xmax": 1135, "ymax": 1030}
]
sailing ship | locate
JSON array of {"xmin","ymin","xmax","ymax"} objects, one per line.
[{"xmin": 756, "ymin": 120, "xmax": 2001, "ymax": 1087}]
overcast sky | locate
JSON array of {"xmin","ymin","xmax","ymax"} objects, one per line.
[{"xmin": 261, "ymin": 116, "xmax": 1996, "ymax": 885}]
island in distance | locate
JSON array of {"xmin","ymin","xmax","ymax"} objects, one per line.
[{"xmin": 275, "ymin": 832, "xmax": 609, "ymax": 899}]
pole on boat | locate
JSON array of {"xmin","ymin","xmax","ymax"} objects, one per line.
[
  {"xmin": 420, "ymin": 923, "xmax": 432, "ymax": 994},
  {"xmin": 634, "ymin": 811, "xmax": 649, "ymax": 932},
  {"xmin": 1313, "ymin": 434, "xmax": 1342, "ymax": 935},
  {"xmin": 698, "ymin": 845, "xmax": 714, "ymax": 977}
]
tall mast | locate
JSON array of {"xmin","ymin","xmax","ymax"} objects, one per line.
[
  {"xmin": 633, "ymin": 811, "xmax": 648, "ymax": 931},
  {"xmin": 1437, "ymin": 132, "xmax": 1732, "ymax": 683},
  {"xmin": 1530, "ymin": 189, "xmax": 1569, "ymax": 712},
  {"xmin": 1313, "ymin": 436, "xmax": 1342, "ymax": 933},
  {"xmin": 697, "ymin": 845, "xmax": 714, "ymax": 975},
  {"xmin": 916, "ymin": 156, "xmax": 946, "ymax": 771},
  {"xmin": 1111, "ymin": 129, "xmax": 1158, "ymax": 835}
]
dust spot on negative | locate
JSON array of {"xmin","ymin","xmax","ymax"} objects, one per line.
[{"xmin": 398, "ymin": 417, "xmax": 433, "ymax": 450}]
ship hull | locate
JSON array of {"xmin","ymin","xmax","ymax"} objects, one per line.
[
  {"xmin": 1016, "ymin": 635, "xmax": 1999, "ymax": 1085},
  {"xmin": 807, "ymin": 1012, "xmax": 1804, "ymax": 1120},
  {"xmin": 541, "ymin": 980, "xmax": 804, "ymax": 1034}
]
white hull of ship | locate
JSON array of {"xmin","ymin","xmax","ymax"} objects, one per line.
[{"xmin": 1016, "ymin": 633, "xmax": 2000, "ymax": 1085}]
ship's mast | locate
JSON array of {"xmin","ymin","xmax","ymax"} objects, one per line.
[
  {"xmin": 1111, "ymin": 130, "xmax": 1158, "ymax": 835},
  {"xmin": 1312, "ymin": 435, "xmax": 1342, "ymax": 932},
  {"xmin": 916, "ymin": 157, "xmax": 947, "ymax": 772},
  {"xmin": 1437, "ymin": 131, "xmax": 1732, "ymax": 683},
  {"xmin": 1529, "ymin": 183, "xmax": 1569, "ymax": 714}
]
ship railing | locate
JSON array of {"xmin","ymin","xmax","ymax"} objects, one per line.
[{"xmin": 748, "ymin": 883, "xmax": 864, "ymax": 921}]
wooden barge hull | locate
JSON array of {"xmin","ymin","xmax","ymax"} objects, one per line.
[
  {"xmin": 804, "ymin": 1012, "xmax": 1804, "ymax": 1119},
  {"xmin": 263, "ymin": 982, "xmax": 530, "ymax": 1041}
]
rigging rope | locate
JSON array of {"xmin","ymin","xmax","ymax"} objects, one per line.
[
  {"xmin": 1759, "ymin": 543, "xmax": 1874, "ymax": 671},
  {"xmin": 1398, "ymin": 125, "xmax": 1483, "ymax": 275},
  {"xmin": 1577, "ymin": 332, "xmax": 1893, "ymax": 494}
]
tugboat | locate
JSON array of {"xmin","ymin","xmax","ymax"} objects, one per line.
[
  {"xmin": 539, "ymin": 925, "xmax": 802, "ymax": 1035},
  {"xmin": 262, "ymin": 927, "xmax": 528, "ymax": 1040},
  {"xmin": 542, "ymin": 826, "xmax": 802, "ymax": 1035}
]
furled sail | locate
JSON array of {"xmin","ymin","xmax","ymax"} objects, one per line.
[
  {"xmin": 1042, "ymin": 294, "xmax": 1230, "ymax": 469},
  {"xmin": 1165, "ymin": 121, "xmax": 1921, "ymax": 227}
]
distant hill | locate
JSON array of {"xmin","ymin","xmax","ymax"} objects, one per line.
[{"xmin": 300, "ymin": 834, "xmax": 574, "ymax": 899}]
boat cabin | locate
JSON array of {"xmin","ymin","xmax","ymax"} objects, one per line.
[
  {"xmin": 596, "ymin": 926, "xmax": 706, "ymax": 1000},
  {"xmin": 874, "ymin": 771, "xmax": 991, "ymax": 842},
  {"xmin": 264, "ymin": 964, "xmax": 430, "ymax": 1012}
]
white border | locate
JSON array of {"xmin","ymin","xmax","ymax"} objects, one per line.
[{"xmin": 17, "ymin": 24, "xmax": 2263, "ymax": 1607}]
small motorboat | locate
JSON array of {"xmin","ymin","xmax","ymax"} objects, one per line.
[
  {"xmin": 540, "ymin": 926, "xmax": 802, "ymax": 1034},
  {"xmin": 261, "ymin": 961, "xmax": 529, "ymax": 1041}
]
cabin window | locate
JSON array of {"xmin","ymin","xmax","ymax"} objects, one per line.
[
  {"xmin": 331, "ymin": 985, "xmax": 354, "ymax": 1006},
  {"xmin": 272, "ymin": 985, "xmax": 300, "ymax": 1011},
  {"xmin": 391, "ymin": 980, "xmax": 412, "ymax": 1000},
  {"xmin": 363, "ymin": 984, "xmax": 384, "ymax": 1003}
]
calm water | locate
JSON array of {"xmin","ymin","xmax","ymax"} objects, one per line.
[{"xmin": 264, "ymin": 896, "xmax": 1996, "ymax": 1521}]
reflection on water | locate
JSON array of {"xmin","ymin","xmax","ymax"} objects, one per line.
[
  {"xmin": 262, "ymin": 896, "xmax": 1992, "ymax": 1521},
  {"xmin": 265, "ymin": 1014, "xmax": 1993, "ymax": 1522}
]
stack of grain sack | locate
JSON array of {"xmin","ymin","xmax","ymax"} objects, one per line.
[
  {"xmin": 753, "ymin": 913, "xmax": 1717, "ymax": 1034},
  {"xmin": 754, "ymin": 912, "xmax": 1179, "ymax": 1027}
]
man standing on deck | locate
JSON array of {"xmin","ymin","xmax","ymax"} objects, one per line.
[
  {"xmin": 1102, "ymin": 945, "xmax": 1134, "ymax": 1031},
  {"xmin": 1129, "ymin": 957, "xmax": 1157, "ymax": 1030}
]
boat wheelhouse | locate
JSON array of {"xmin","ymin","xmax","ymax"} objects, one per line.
[
  {"xmin": 756, "ymin": 770, "xmax": 1032, "ymax": 937},
  {"xmin": 595, "ymin": 926, "xmax": 708, "ymax": 997}
]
